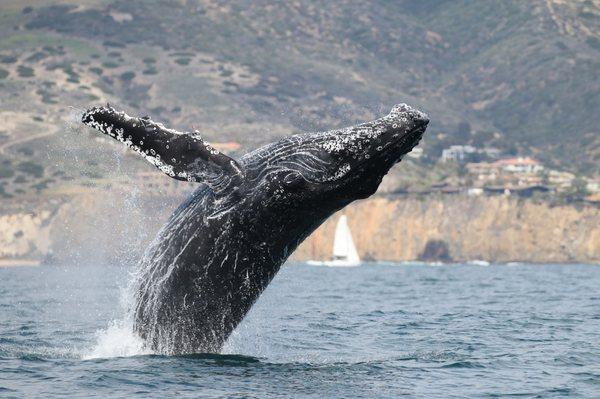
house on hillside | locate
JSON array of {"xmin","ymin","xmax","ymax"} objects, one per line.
[
  {"xmin": 467, "ymin": 157, "xmax": 547, "ymax": 187},
  {"xmin": 441, "ymin": 145, "xmax": 502, "ymax": 163},
  {"xmin": 587, "ymin": 180, "xmax": 600, "ymax": 193},
  {"xmin": 441, "ymin": 145, "xmax": 476, "ymax": 162},
  {"xmin": 481, "ymin": 147, "xmax": 501, "ymax": 159},
  {"xmin": 547, "ymin": 170, "xmax": 575, "ymax": 190},
  {"xmin": 466, "ymin": 162, "xmax": 500, "ymax": 182},
  {"xmin": 585, "ymin": 193, "xmax": 600, "ymax": 204},
  {"xmin": 495, "ymin": 157, "xmax": 543, "ymax": 173}
]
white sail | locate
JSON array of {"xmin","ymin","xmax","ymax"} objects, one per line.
[
  {"xmin": 331, "ymin": 215, "xmax": 360, "ymax": 265},
  {"xmin": 306, "ymin": 214, "xmax": 361, "ymax": 267}
]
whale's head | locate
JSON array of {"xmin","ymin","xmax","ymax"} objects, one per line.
[
  {"xmin": 306, "ymin": 103, "xmax": 429, "ymax": 200},
  {"xmin": 240, "ymin": 104, "xmax": 428, "ymax": 213}
]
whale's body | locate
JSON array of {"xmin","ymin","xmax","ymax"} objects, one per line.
[{"xmin": 82, "ymin": 104, "xmax": 428, "ymax": 354}]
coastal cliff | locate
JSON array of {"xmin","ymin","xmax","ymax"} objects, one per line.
[
  {"xmin": 0, "ymin": 194, "xmax": 598, "ymax": 264},
  {"xmin": 0, "ymin": 210, "xmax": 54, "ymax": 260},
  {"xmin": 295, "ymin": 195, "xmax": 600, "ymax": 264}
]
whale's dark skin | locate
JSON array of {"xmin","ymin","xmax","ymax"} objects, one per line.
[{"xmin": 82, "ymin": 103, "xmax": 428, "ymax": 354}]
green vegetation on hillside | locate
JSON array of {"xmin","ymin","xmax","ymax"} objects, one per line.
[{"xmin": 0, "ymin": 0, "xmax": 597, "ymax": 200}]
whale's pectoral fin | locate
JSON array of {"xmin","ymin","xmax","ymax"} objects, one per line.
[{"xmin": 81, "ymin": 106, "xmax": 244, "ymax": 187}]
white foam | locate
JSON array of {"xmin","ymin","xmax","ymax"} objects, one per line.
[{"xmin": 83, "ymin": 319, "xmax": 153, "ymax": 360}]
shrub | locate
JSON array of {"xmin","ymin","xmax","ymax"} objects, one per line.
[
  {"xmin": 17, "ymin": 147, "xmax": 34, "ymax": 156},
  {"xmin": 0, "ymin": 185, "xmax": 12, "ymax": 198},
  {"xmin": 25, "ymin": 52, "xmax": 46, "ymax": 63},
  {"xmin": 586, "ymin": 36, "xmax": 600, "ymax": 51},
  {"xmin": 103, "ymin": 40, "xmax": 125, "ymax": 48},
  {"xmin": 102, "ymin": 61, "xmax": 119, "ymax": 69},
  {"xmin": 120, "ymin": 71, "xmax": 135, "ymax": 81},
  {"xmin": 0, "ymin": 55, "xmax": 17, "ymax": 64},
  {"xmin": 0, "ymin": 165, "xmax": 14, "ymax": 179},
  {"xmin": 36, "ymin": 88, "xmax": 57, "ymax": 104},
  {"xmin": 41, "ymin": 95, "xmax": 58, "ymax": 104},
  {"xmin": 81, "ymin": 170, "xmax": 103, "ymax": 179},
  {"xmin": 17, "ymin": 161, "xmax": 44, "ymax": 178},
  {"xmin": 31, "ymin": 181, "xmax": 49, "ymax": 192},
  {"xmin": 17, "ymin": 65, "xmax": 35, "ymax": 77}
]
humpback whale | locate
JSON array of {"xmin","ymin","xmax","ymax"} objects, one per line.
[{"xmin": 82, "ymin": 103, "xmax": 428, "ymax": 354}]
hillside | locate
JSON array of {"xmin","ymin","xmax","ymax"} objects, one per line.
[{"xmin": 0, "ymin": 0, "xmax": 598, "ymax": 198}]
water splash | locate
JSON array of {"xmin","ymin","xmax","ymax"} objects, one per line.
[
  {"xmin": 83, "ymin": 319, "xmax": 152, "ymax": 359},
  {"xmin": 82, "ymin": 254, "xmax": 153, "ymax": 359},
  {"xmin": 80, "ymin": 191, "xmax": 156, "ymax": 359}
]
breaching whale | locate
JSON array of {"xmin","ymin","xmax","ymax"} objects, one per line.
[{"xmin": 81, "ymin": 103, "xmax": 428, "ymax": 354}]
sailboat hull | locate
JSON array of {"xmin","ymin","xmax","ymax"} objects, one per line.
[{"xmin": 306, "ymin": 260, "xmax": 361, "ymax": 267}]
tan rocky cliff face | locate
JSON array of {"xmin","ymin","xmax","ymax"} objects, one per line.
[
  {"xmin": 0, "ymin": 191, "xmax": 176, "ymax": 265},
  {"xmin": 294, "ymin": 196, "xmax": 600, "ymax": 264},
  {"xmin": 0, "ymin": 210, "xmax": 53, "ymax": 259},
  {"xmin": 0, "ymin": 194, "xmax": 598, "ymax": 264}
]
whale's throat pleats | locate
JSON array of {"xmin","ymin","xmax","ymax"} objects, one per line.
[{"xmin": 81, "ymin": 106, "xmax": 244, "ymax": 191}]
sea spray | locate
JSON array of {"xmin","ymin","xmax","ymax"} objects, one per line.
[
  {"xmin": 81, "ymin": 187, "xmax": 156, "ymax": 359},
  {"xmin": 80, "ymin": 176, "xmax": 162, "ymax": 359},
  {"xmin": 58, "ymin": 108, "xmax": 171, "ymax": 358}
]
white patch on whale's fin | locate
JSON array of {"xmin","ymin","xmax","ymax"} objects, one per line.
[{"xmin": 81, "ymin": 106, "xmax": 244, "ymax": 189}]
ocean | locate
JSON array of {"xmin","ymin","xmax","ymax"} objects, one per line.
[{"xmin": 0, "ymin": 262, "xmax": 598, "ymax": 398}]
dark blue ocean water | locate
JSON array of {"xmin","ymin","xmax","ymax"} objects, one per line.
[{"xmin": 0, "ymin": 262, "xmax": 599, "ymax": 398}]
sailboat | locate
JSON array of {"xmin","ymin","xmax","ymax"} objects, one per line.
[{"xmin": 307, "ymin": 215, "xmax": 361, "ymax": 267}]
